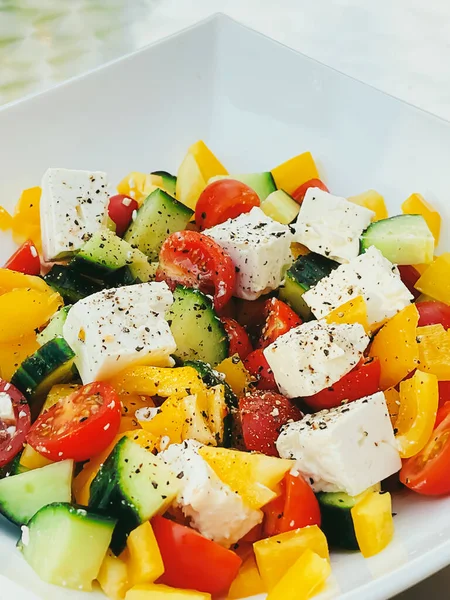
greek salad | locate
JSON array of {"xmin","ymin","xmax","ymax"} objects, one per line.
[{"xmin": 0, "ymin": 140, "xmax": 448, "ymax": 600}]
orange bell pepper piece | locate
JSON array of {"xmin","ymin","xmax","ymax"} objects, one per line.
[
  {"xmin": 414, "ymin": 254, "xmax": 450, "ymax": 305},
  {"xmin": 416, "ymin": 324, "xmax": 450, "ymax": 379},
  {"xmin": 402, "ymin": 193, "xmax": 441, "ymax": 244},
  {"xmin": 11, "ymin": 186, "xmax": 42, "ymax": 252},
  {"xmin": 348, "ymin": 190, "xmax": 388, "ymax": 222},
  {"xmin": 325, "ymin": 295, "xmax": 370, "ymax": 334}
]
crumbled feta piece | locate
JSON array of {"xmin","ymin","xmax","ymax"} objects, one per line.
[
  {"xmin": 63, "ymin": 282, "xmax": 176, "ymax": 384},
  {"xmin": 204, "ymin": 207, "xmax": 293, "ymax": 300},
  {"xmin": 293, "ymin": 188, "xmax": 374, "ymax": 263},
  {"xmin": 160, "ymin": 440, "xmax": 263, "ymax": 547},
  {"xmin": 264, "ymin": 321, "xmax": 369, "ymax": 398},
  {"xmin": 40, "ymin": 168, "xmax": 109, "ymax": 261},
  {"xmin": 0, "ymin": 392, "xmax": 15, "ymax": 424},
  {"xmin": 277, "ymin": 391, "xmax": 401, "ymax": 496},
  {"xmin": 303, "ymin": 246, "xmax": 413, "ymax": 325}
]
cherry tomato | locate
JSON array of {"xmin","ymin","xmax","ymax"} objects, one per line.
[
  {"xmin": 400, "ymin": 412, "xmax": 450, "ymax": 495},
  {"xmin": 435, "ymin": 401, "xmax": 450, "ymax": 428},
  {"xmin": 292, "ymin": 179, "xmax": 329, "ymax": 204},
  {"xmin": 244, "ymin": 349, "xmax": 278, "ymax": 391},
  {"xmin": 27, "ymin": 383, "xmax": 121, "ymax": 462},
  {"xmin": 152, "ymin": 515, "xmax": 242, "ymax": 596},
  {"xmin": 221, "ymin": 317, "xmax": 252, "ymax": 361},
  {"xmin": 235, "ymin": 297, "xmax": 268, "ymax": 340},
  {"xmin": 258, "ymin": 298, "xmax": 302, "ymax": 349},
  {"xmin": 439, "ymin": 381, "xmax": 450, "ymax": 408},
  {"xmin": 156, "ymin": 231, "xmax": 236, "ymax": 311},
  {"xmin": 4, "ymin": 240, "xmax": 40, "ymax": 276},
  {"xmin": 239, "ymin": 390, "xmax": 303, "ymax": 456},
  {"xmin": 108, "ymin": 194, "xmax": 139, "ymax": 237},
  {"xmin": 195, "ymin": 179, "xmax": 260, "ymax": 231},
  {"xmin": 305, "ymin": 358, "xmax": 381, "ymax": 411},
  {"xmin": 0, "ymin": 379, "xmax": 31, "ymax": 467},
  {"xmin": 417, "ymin": 301, "xmax": 450, "ymax": 330},
  {"xmin": 263, "ymin": 472, "xmax": 321, "ymax": 537},
  {"xmin": 398, "ymin": 265, "xmax": 421, "ymax": 301}
]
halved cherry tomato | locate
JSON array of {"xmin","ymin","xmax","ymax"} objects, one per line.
[
  {"xmin": 305, "ymin": 358, "xmax": 381, "ymax": 411},
  {"xmin": 435, "ymin": 401, "xmax": 450, "ymax": 428},
  {"xmin": 439, "ymin": 381, "xmax": 450, "ymax": 407},
  {"xmin": 4, "ymin": 240, "xmax": 40, "ymax": 276},
  {"xmin": 400, "ymin": 412, "xmax": 450, "ymax": 495},
  {"xmin": 156, "ymin": 231, "xmax": 236, "ymax": 311},
  {"xmin": 258, "ymin": 298, "xmax": 302, "ymax": 349},
  {"xmin": 195, "ymin": 179, "xmax": 260, "ymax": 231},
  {"xmin": 417, "ymin": 301, "xmax": 450, "ymax": 330},
  {"xmin": 0, "ymin": 379, "xmax": 31, "ymax": 467},
  {"xmin": 244, "ymin": 349, "xmax": 278, "ymax": 391},
  {"xmin": 235, "ymin": 297, "xmax": 268, "ymax": 340},
  {"xmin": 221, "ymin": 317, "xmax": 253, "ymax": 361},
  {"xmin": 26, "ymin": 382, "xmax": 121, "ymax": 462},
  {"xmin": 292, "ymin": 178, "xmax": 329, "ymax": 204},
  {"xmin": 398, "ymin": 265, "xmax": 421, "ymax": 301},
  {"xmin": 108, "ymin": 194, "xmax": 139, "ymax": 237},
  {"xmin": 263, "ymin": 472, "xmax": 321, "ymax": 537},
  {"xmin": 239, "ymin": 390, "xmax": 302, "ymax": 456},
  {"xmin": 152, "ymin": 515, "xmax": 242, "ymax": 596}
]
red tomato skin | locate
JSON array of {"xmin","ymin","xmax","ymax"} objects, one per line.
[
  {"xmin": 156, "ymin": 231, "xmax": 236, "ymax": 311},
  {"xmin": 195, "ymin": 179, "xmax": 260, "ymax": 230},
  {"xmin": 27, "ymin": 383, "xmax": 121, "ymax": 462},
  {"xmin": 435, "ymin": 401, "xmax": 450, "ymax": 428},
  {"xmin": 417, "ymin": 301, "xmax": 450, "ymax": 330},
  {"xmin": 221, "ymin": 317, "xmax": 253, "ymax": 361},
  {"xmin": 4, "ymin": 240, "xmax": 40, "ymax": 276},
  {"xmin": 152, "ymin": 515, "xmax": 242, "ymax": 596},
  {"xmin": 0, "ymin": 379, "xmax": 31, "ymax": 467},
  {"xmin": 244, "ymin": 349, "xmax": 278, "ymax": 391},
  {"xmin": 439, "ymin": 381, "xmax": 450, "ymax": 408},
  {"xmin": 108, "ymin": 194, "xmax": 139, "ymax": 237},
  {"xmin": 305, "ymin": 358, "xmax": 381, "ymax": 411},
  {"xmin": 258, "ymin": 298, "xmax": 302, "ymax": 349},
  {"xmin": 292, "ymin": 179, "xmax": 329, "ymax": 204},
  {"xmin": 398, "ymin": 266, "xmax": 421, "ymax": 301},
  {"xmin": 400, "ymin": 413, "xmax": 450, "ymax": 496},
  {"xmin": 239, "ymin": 391, "xmax": 303, "ymax": 456}
]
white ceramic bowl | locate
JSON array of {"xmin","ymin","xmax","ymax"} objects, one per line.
[{"xmin": 1, "ymin": 13, "xmax": 450, "ymax": 600}]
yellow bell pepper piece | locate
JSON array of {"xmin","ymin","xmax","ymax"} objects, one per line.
[
  {"xmin": 0, "ymin": 206, "xmax": 12, "ymax": 231},
  {"xmin": 271, "ymin": 152, "xmax": 319, "ymax": 195},
  {"xmin": 266, "ymin": 548, "xmax": 331, "ymax": 600},
  {"xmin": 11, "ymin": 186, "xmax": 42, "ymax": 251},
  {"xmin": 117, "ymin": 172, "xmax": 157, "ymax": 204},
  {"xmin": 97, "ymin": 550, "xmax": 129, "ymax": 600},
  {"xmin": 138, "ymin": 394, "xmax": 186, "ymax": 445},
  {"xmin": 228, "ymin": 552, "xmax": 265, "ymax": 599},
  {"xmin": 126, "ymin": 521, "xmax": 164, "ymax": 586},
  {"xmin": 183, "ymin": 394, "xmax": 217, "ymax": 446},
  {"xmin": 108, "ymin": 366, "xmax": 204, "ymax": 398},
  {"xmin": 384, "ymin": 387, "xmax": 400, "ymax": 427},
  {"xmin": 369, "ymin": 304, "xmax": 419, "ymax": 389},
  {"xmin": 351, "ymin": 491, "xmax": 394, "ymax": 558},
  {"xmin": 125, "ymin": 584, "xmax": 211, "ymax": 600},
  {"xmin": 189, "ymin": 140, "xmax": 228, "ymax": 181},
  {"xmin": 20, "ymin": 444, "xmax": 53, "ymax": 470},
  {"xmin": 119, "ymin": 394, "xmax": 154, "ymax": 433},
  {"xmin": 0, "ymin": 333, "xmax": 39, "ymax": 381},
  {"xmin": 325, "ymin": 295, "xmax": 370, "ymax": 334},
  {"xmin": 215, "ymin": 356, "xmax": 251, "ymax": 397},
  {"xmin": 254, "ymin": 526, "xmax": 329, "ymax": 591},
  {"xmin": 42, "ymin": 384, "xmax": 81, "ymax": 412},
  {"xmin": 395, "ymin": 370, "xmax": 438, "ymax": 458},
  {"xmin": 347, "ymin": 190, "xmax": 388, "ymax": 222},
  {"xmin": 199, "ymin": 446, "xmax": 293, "ymax": 509},
  {"xmin": 402, "ymin": 193, "xmax": 441, "ymax": 244},
  {"xmin": 414, "ymin": 254, "xmax": 450, "ymax": 305},
  {"xmin": 0, "ymin": 268, "xmax": 51, "ymax": 295},
  {"xmin": 417, "ymin": 324, "xmax": 450, "ymax": 379}
]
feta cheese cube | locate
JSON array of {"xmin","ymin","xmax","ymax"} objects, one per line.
[
  {"xmin": 204, "ymin": 207, "xmax": 293, "ymax": 300},
  {"xmin": 293, "ymin": 188, "xmax": 374, "ymax": 263},
  {"xmin": 40, "ymin": 168, "xmax": 109, "ymax": 261},
  {"xmin": 276, "ymin": 391, "xmax": 401, "ymax": 496},
  {"xmin": 63, "ymin": 282, "xmax": 176, "ymax": 384},
  {"xmin": 160, "ymin": 440, "xmax": 263, "ymax": 547},
  {"xmin": 264, "ymin": 321, "xmax": 369, "ymax": 398},
  {"xmin": 0, "ymin": 392, "xmax": 14, "ymax": 424},
  {"xmin": 302, "ymin": 246, "xmax": 414, "ymax": 325}
]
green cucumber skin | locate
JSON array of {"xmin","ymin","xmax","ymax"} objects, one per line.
[
  {"xmin": 317, "ymin": 492, "xmax": 359, "ymax": 550},
  {"xmin": 43, "ymin": 265, "xmax": 102, "ymax": 303},
  {"xmin": 151, "ymin": 171, "xmax": 177, "ymax": 197}
]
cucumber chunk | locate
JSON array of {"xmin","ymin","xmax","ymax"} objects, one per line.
[
  {"xmin": 0, "ymin": 451, "xmax": 28, "ymax": 479},
  {"xmin": 360, "ymin": 214, "xmax": 435, "ymax": 265},
  {"xmin": 19, "ymin": 502, "xmax": 115, "ymax": 591},
  {"xmin": 44, "ymin": 264, "xmax": 102, "ymax": 303},
  {"xmin": 124, "ymin": 188, "xmax": 193, "ymax": 261},
  {"xmin": 260, "ymin": 189, "xmax": 300, "ymax": 224},
  {"xmin": 167, "ymin": 286, "xmax": 229, "ymax": 367},
  {"xmin": 37, "ymin": 305, "xmax": 72, "ymax": 346},
  {"xmin": 0, "ymin": 459, "xmax": 73, "ymax": 525},
  {"xmin": 151, "ymin": 170, "xmax": 177, "ymax": 197},
  {"xmin": 89, "ymin": 436, "xmax": 181, "ymax": 553}
]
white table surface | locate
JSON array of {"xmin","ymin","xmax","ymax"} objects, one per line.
[{"xmin": 1, "ymin": 0, "xmax": 450, "ymax": 597}]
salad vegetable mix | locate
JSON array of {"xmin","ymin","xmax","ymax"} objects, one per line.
[{"xmin": 0, "ymin": 140, "xmax": 447, "ymax": 599}]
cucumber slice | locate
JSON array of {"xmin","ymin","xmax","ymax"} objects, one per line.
[
  {"xmin": 150, "ymin": 170, "xmax": 177, "ymax": 197},
  {"xmin": 0, "ymin": 451, "xmax": 28, "ymax": 479},
  {"xmin": 124, "ymin": 188, "xmax": 193, "ymax": 261},
  {"xmin": 360, "ymin": 214, "xmax": 435, "ymax": 265},
  {"xmin": 44, "ymin": 264, "xmax": 102, "ymax": 303},
  {"xmin": 37, "ymin": 305, "xmax": 72, "ymax": 346},
  {"xmin": 167, "ymin": 286, "xmax": 229, "ymax": 367},
  {"xmin": 210, "ymin": 173, "xmax": 276, "ymax": 201},
  {"xmin": 89, "ymin": 436, "xmax": 181, "ymax": 553},
  {"xmin": 19, "ymin": 502, "xmax": 115, "ymax": 591},
  {"xmin": 260, "ymin": 189, "xmax": 300, "ymax": 224},
  {"xmin": 0, "ymin": 459, "xmax": 73, "ymax": 525},
  {"xmin": 279, "ymin": 252, "xmax": 339, "ymax": 319}
]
